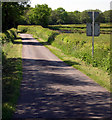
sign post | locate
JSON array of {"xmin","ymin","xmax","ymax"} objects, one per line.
[
  {"xmin": 86, "ymin": 11, "xmax": 100, "ymax": 57},
  {"xmin": 92, "ymin": 11, "xmax": 94, "ymax": 57}
]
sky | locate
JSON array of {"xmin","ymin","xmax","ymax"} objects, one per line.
[{"xmin": 30, "ymin": 0, "xmax": 111, "ymax": 12}]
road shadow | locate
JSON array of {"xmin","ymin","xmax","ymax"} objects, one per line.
[
  {"xmin": 18, "ymin": 33, "xmax": 60, "ymax": 46},
  {"xmin": 2, "ymin": 56, "xmax": 22, "ymax": 120},
  {"xmin": 13, "ymin": 37, "xmax": 23, "ymax": 44},
  {"xmin": 14, "ymin": 37, "xmax": 44, "ymax": 46},
  {"xmin": 22, "ymin": 42, "xmax": 43, "ymax": 46},
  {"xmin": 47, "ymin": 32, "xmax": 59, "ymax": 45},
  {"xmin": 22, "ymin": 38, "xmax": 36, "ymax": 40},
  {"xmin": 64, "ymin": 60, "xmax": 81, "ymax": 66},
  {"xmin": 13, "ymin": 58, "xmax": 112, "ymax": 119}
]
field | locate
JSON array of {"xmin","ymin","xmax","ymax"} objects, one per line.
[
  {"xmin": 48, "ymin": 23, "xmax": 112, "ymax": 34},
  {"xmin": 18, "ymin": 23, "xmax": 111, "ymax": 92}
]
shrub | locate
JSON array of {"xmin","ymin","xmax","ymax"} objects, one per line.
[{"xmin": 2, "ymin": 28, "xmax": 17, "ymax": 44}]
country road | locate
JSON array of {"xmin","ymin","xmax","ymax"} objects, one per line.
[{"xmin": 14, "ymin": 34, "xmax": 111, "ymax": 119}]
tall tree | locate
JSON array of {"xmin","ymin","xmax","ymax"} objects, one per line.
[
  {"xmin": 103, "ymin": 10, "xmax": 112, "ymax": 23},
  {"xmin": 66, "ymin": 12, "xmax": 76, "ymax": 24},
  {"xmin": 80, "ymin": 10, "xmax": 90, "ymax": 23},
  {"xmin": 73, "ymin": 11, "xmax": 81, "ymax": 23},
  {"xmin": 33, "ymin": 4, "xmax": 51, "ymax": 27},
  {"xmin": 49, "ymin": 10, "xmax": 59, "ymax": 25},
  {"xmin": 24, "ymin": 8, "xmax": 36, "ymax": 25},
  {"xmin": 55, "ymin": 7, "xmax": 68, "ymax": 24},
  {"xmin": 2, "ymin": 1, "xmax": 30, "ymax": 31}
]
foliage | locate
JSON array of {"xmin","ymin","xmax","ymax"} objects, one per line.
[
  {"xmin": 55, "ymin": 7, "xmax": 68, "ymax": 24},
  {"xmin": 24, "ymin": 8, "xmax": 36, "ymax": 25},
  {"xmin": 1, "ymin": 28, "xmax": 17, "ymax": 44},
  {"xmin": 49, "ymin": 10, "xmax": 59, "ymax": 25},
  {"xmin": 52, "ymin": 33, "xmax": 110, "ymax": 74},
  {"xmin": 66, "ymin": 11, "xmax": 81, "ymax": 24},
  {"xmin": 103, "ymin": 10, "xmax": 112, "ymax": 22},
  {"xmin": 24, "ymin": 4, "xmax": 52, "ymax": 27},
  {"xmin": 19, "ymin": 4, "xmax": 111, "ymax": 26},
  {"xmin": 2, "ymin": 2, "xmax": 111, "ymax": 31},
  {"xmin": 34, "ymin": 4, "xmax": 51, "ymax": 27},
  {"xmin": 48, "ymin": 9, "xmax": 110, "ymax": 25},
  {"xmin": 2, "ymin": 1, "xmax": 30, "ymax": 32},
  {"xmin": 80, "ymin": 10, "xmax": 90, "ymax": 23}
]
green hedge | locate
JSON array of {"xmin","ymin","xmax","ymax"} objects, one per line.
[
  {"xmin": 1, "ymin": 28, "xmax": 17, "ymax": 44},
  {"xmin": 2, "ymin": 28, "xmax": 18, "ymax": 67}
]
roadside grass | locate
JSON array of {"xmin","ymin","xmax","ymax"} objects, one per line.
[
  {"xmin": 36, "ymin": 37, "xmax": 111, "ymax": 92},
  {"xmin": 52, "ymin": 33, "xmax": 110, "ymax": 73},
  {"xmin": 2, "ymin": 37, "xmax": 22, "ymax": 120}
]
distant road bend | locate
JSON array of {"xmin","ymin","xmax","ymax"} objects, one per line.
[{"xmin": 14, "ymin": 34, "xmax": 111, "ymax": 119}]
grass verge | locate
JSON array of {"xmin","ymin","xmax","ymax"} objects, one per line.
[
  {"xmin": 2, "ymin": 36, "xmax": 22, "ymax": 120},
  {"xmin": 35, "ymin": 37, "xmax": 111, "ymax": 92}
]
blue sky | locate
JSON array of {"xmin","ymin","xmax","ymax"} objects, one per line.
[{"xmin": 30, "ymin": 0, "xmax": 111, "ymax": 12}]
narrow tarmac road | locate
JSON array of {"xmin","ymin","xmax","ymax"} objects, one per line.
[{"xmin": 14, "ymin": 34, "xmax": 111, "ymax": 119}]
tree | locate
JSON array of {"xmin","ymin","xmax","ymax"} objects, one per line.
[
  {"xmin": 24, "ymin": 8, "xmax": 36, "ymax": 25},
  {"xmin": 103, "ymin": 10, "xmax": 112, "ymax": 23},
  {"xmin": 2, "ymin": 1, "xmax": 30, "ymax": 31},
  {"xmin": 33, "ymin": 4, "xmax": 51, "ymax": 27},
  {"xmin": 49, "ymin": 10, "xmax": 59, "ymax": 25},
  {"xmin": 55, "ymin": 7, "xmax": 68, "ymax": 24},
  {"xmin": 93, "ymin": 9, "xmax": 105, "ymax": 23},
  {"xmin": 73, "ymin": 11, "xmax": 81, "ymax": 23},
  {"xmin": 96, "ymin": 13, "xmax": 105, "ymax": 23},
  {"xmin": 80, "ymin": 10, "xmax": 90, "ymax": 23},
  {"xmin": 80, "ymin": 9, "xmax": 105, "ymax": 23},
  {"xmin": 66, "ymin": 12, "xmax": 76, "ymax": 24}
]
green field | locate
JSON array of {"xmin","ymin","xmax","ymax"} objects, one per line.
[
  {"xmin": 48, "ymin": 23, "xmax": 112, "ymax": 34},
  {"xmin": 18, "ymin": 23, "xmax": 111, "ymax": 92}
]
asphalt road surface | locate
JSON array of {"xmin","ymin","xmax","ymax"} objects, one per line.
[{"xmin": 13, "ymin": 34, "xmax": 111, "ymax": 119}]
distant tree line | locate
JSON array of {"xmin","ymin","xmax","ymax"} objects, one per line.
[
  {"xmin": 19, "ymin": 4, "xmax": 112, "ymax": 27},
  {"xmin": 2, "ymin": 2, "xmax": 112, "ymax": 31}
]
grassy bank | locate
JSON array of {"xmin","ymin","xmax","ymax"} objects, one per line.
[
  {"xmin": 18, "ymin": 25, "xmax": 111, "ymax": 92},
  {"xmin": 52, "ymin": 33, "xmax": 110, "ymax": 73},
  {"xmin": 2, "ymin": 29, "xmax": 22, "ymax": 120}
]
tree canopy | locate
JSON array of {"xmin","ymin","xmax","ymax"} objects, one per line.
[
  {"xmin": 2, "ymin": 1, "xmax": 30, "ymax": 31},
  {"xmin": 2, "ymin": 2, "xmax": 111, "ymax": 31},
  {"xmin": 34, "ymin": 4, "xmax": 51, "ymax": 27}
]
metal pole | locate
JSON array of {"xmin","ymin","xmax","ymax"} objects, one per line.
[{"xmin": 92, "ymin": 11, "xmax": 94, "ymax": 57}]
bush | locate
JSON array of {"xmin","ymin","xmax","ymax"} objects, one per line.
[
  {"xmin": 18, "ymin": 25, "xmax": 28, "ymax": 33},
  {"xmin": 2, "ymin": 28, "xmax": 17, "ymax": 44}
]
